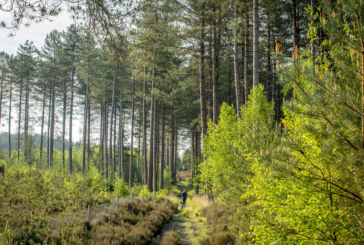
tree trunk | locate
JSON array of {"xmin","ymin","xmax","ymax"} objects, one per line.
[
  {"xmin": 190, "ymin": 127, "xmax": 195, "ymax": 175},
  {"xmin": 212, "ymin": 7, "xmax": 220, "ymax": 124},
  {"xmin": 194, "ymin": 130, "xmax": 200, "ymax": 194},
  {"xmin": 8, "ymin": 80, "xmax": 12, "ymax": 157},
  {"xmin": 69, "ymin": 68, "xmax": 75, "ymax": 174},
  {"xmin": 208, "ymin": 36, "xmax": 213, "ymax": 122},
  {"xmin": 0, "ymin": 70, "xmax": 4, "ymax": 129},
  {"xmin": 267, "ymin": 22, "xmax": 272, "ymax": 101},
  {"xmin": 244, "ymin": 12, "xmax": 249, "ymax": 104},
  {"xmin": 118, "ymin": 95, "xmax": 124, "ymax": 179},
  {"xmin": 361, "ymin": 38, "xmax": 364, "ymax": 149},
  {"xmin": 142, "ymin": 67, "xmax": 147, "ymax": 185},
  {"xmin": 159, "ymin": 108, "xmax": 165, "ymax": 190},
  {"xmin": 46, "ymin": 84, "xmax": 51, "ymax": 168},
  {"xmin": 252, "ymin": 0, "xmax": 259, "ymax": 87},
  {"xmin": 292, "ymin": 0, "xmax": 299, "ymax": 50},
  {"xmin": 104, "ymin": 102, "xmax": 109, "ymax": 178},
  {"xmin": 174, "ymin": 124, "xmax": 178, "ymax": 181},
  {"xmin": 148, "ymin": 46, "xmax": 157, "ymax": 191},
  {"xmin": 17, "ymin": 80, "xmax": 23, "ymax": 161},
  {"xmin": 311, "ymin": 0, "xmax": 315, "ymax": 60},
  {"xmin": 137, "ymin": 122, "xmax": 141, "ymax": 184},
  {"xmin": 24, "ymin": 77, "xmax": 30, "ymax": 161},
  {"xmin": 40, "ymin": 86, "xmax": 46, "ymax": 164},
  {"xmin": 170, "ymin": 115, "xmax": 175, "ymax": 183},
  {"xmin": 110, "ymin": 62, "xmax": 117, "ymax": 177},
  {"xmin": 200, "ymin": 4, "xmax": 207, "ymax": 136},
  {"xmin": 272, "ymin": 53, "xmax": 276, "ymax": 104},
  {"xmin": 49, "ymin": 78, "xmax": 55, "ymax": 167},
  {"xmin": 153, "ymin": 105, "xmax": 159, "ymax": 192},
  {"xmin": 100, "ymin": 105, "xmax": 104, "ymax": 172},
  {"xmin": 233, "ymin": 4, "xmax": 241, "ymax": 116},
  {"xmin": 87, "ymin": 103, "xmax": 91, "ymax": 170},
  {"xmin": 129, "ymin": 77, "xmax": 135, "ymax": 187},
  {"xmin": 82, "ymin": 84, "xmax": 88, "ymax": 175},
  {"xmin": 113, "ymin": 104, "xmax": 117, "ymax": 178},
  {"xmin": 166, "ymin": 147, "xmax": 169, "ymax": 171},
  {"xmin": 62, "ymin": 87, "xmax": 67, "ymax": 171}
]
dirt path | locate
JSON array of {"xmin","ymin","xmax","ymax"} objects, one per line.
[
  {"xmin": 168, "ymin": 171, "xmax": 209, "ymax": 244},
  {"xmin": 152, "ymin": 171, "xmax": 210, "ymax": 244}
]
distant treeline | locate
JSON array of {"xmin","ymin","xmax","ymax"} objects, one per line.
[{"xmin": 0, "ymin": 132, "xmax": 81, "ymax": 151}]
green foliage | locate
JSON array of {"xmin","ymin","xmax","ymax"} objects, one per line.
[
  {"xmin": 200, "ymin": 1, "xmax": 364, "ymax": 244},
  {"xmin": 114, "ymin": 177, "xmax": 130, "ymax": 197},
  {"xmin": 134, "ymin": 184, "xmax": 168, "ymax": 199},
  {"xmin": 137, "ymin": 185, "xmax": 151, "ymax": 199},
  {"xmin": 0, "ymin": 162, "xmax": 133, "ymax": 244},
  {"xmin": 201, "ymin": 84, "xmax": 276, "ymax": 202}
]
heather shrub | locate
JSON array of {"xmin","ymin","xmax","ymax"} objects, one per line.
[
  {"xmin": 89, "ymin": 198, "xmax": 176, "ymax": 244},
  {"xmin": 160, "ymin": 231, "xmax": 181, "ymax": 245}
]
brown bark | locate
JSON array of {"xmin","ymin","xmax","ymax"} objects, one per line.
[
  {"xmin": 46, "ymin": 84, "xmax": 51, "ymax": 168},
  {"xmin": 233, "ymin": 4, "xmax": 242, "ymax": 116},
  {"xmin": 17, "ymin": 80, "xmax": 23, "ymax": 161},
  {"xmin": 252, "ymin": 0, "xmax": 259, "ymax": 86},
  {"xmin": 87, "ymin": 103, "xmax": 91, "ymax": 170},
  {"xmin": 0, "ymin": 67, "xmax": 4, "ymax": 128},
  {"xmin": 159, "ymin": 108, "xmax": 165, "ymax": 189},
  {"xmin": 8, "ymin": 80, "xmax": 12, "ymax": 157},
  {"xmin": 69, "ymin": 64, "xmax": 75, "ymax": 174},
  {"xmin": 118, "ymin": 95, "xmax": 124, "ymax": 179},
  {"xmin": 110, "ymin": 62, "xmax": 117, "ymax": 177},
  {"xmin": 142, "ymin": 67, "xmax": 148, "ymax": 185},
  {"xmin": 62, "ymin": 87, "xmax": 66, "ymax": 171},
  {"xmin": 170, "ymin": 115, "xmax": 175, "ymax": 182},
  {"xmin": 267, "ymin": 22, "xmax": 272, "ymax": 102},
  {"xmin": 292, "ymin": 0, "xmax": 299, "ymax": 50},
  {"xmin": 104, "ymin": 102, "xmax": 109, "ymax": 178},
  {"xmin": 49, "ymin": 77, "xmax": 55, "ymax": 167},
  {"xmin": 148, "ymin": 51, "xmax": 156, "ymax": 191},
  {"xmin": 244, "ymin": 12, "xmax": 249, "ymax": 104},
  {"xmin": 40, "ymin": 86, "xmax": 46, "ymax": 163},
  {"xmin": 82, "ymin": 83, "xmax": 88, "ymax": 175},
  {"xmin": 100, "ymin": 105, "xmax": 104, "ymax": 172},
  {"xmin": 129, "ymin": 77, "xmax": 135, "ymax": 187},
  {"xmin": 212, "ymin": 6, "xmax": 220, "ymax": 124},
  {"xmin": 200, "ymin": 4, "xmax": 207, "ymax": 136},
  {"xmin": 153, "ymin": 107, "xmax": 159, "ymax": 191}
]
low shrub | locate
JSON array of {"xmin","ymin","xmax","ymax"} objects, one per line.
[
  {"xmin": 160, "ymin": 231, "xmax": 181, "ymax": 245},
  {"xmin": 200, "ymin": 203, "xmax": 249, "ymax": 245},
  {"xmin": 89, "ymin": 198, "xmax": 176, "ymax": 244}
]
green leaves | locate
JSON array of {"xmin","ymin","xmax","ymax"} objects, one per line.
[{"xmin": 201, "ymin": 85, "xmax": 276, "ymax": 202}]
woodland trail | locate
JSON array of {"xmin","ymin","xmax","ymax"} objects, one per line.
[{"xmin": 153, "ymin": 171, "xmax": 210, "ymax": 245}]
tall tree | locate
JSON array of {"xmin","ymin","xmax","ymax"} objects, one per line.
[
  {"xmin": 129, "ymin": 77, "xmax": 135, "ymax": 187},
  {"xmin": 252, "ymin": 0, "xmax": 259, "ymax": 86},
  {"xmin": 233, "ymin": 3, "xmax": 241, "ymax": 115},
  {"xmin": 64, "ymin": 25, "xmax": 80, "ymax": 174}
]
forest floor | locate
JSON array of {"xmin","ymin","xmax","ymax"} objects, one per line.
[{"xmin": 152, "ymin": 171, "xmax": 211, "ymax": 245}]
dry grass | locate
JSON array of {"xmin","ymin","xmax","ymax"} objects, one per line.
[{"xmin": 191, "ymin": 194, "xmax": 211, "ymax": 210}]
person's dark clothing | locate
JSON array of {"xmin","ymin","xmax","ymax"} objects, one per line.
[{"xmin": 182, "ymin": 191, "xmax": 187, "ymax": 203}]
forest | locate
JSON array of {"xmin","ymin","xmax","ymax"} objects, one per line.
[{"xmin": 0, "ymin": 0, "xmax": 363, "ymax": 244}]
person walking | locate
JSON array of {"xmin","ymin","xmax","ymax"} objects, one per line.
[{"xmin": 181, "ymin": 190, "xmax": 188, "ymax": 209}]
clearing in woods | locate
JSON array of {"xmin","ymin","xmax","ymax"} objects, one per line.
[{"xmin": 154, "ymin": 171, "xmax": 211, "ymax": 245}]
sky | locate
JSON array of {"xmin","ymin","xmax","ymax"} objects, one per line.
[
  {"xmin": 0, "ymin": 9, "xmax": 81, "ymax": 140},
  {"xmin": 0, "ymin": 8, "xmax": 187, "ymax": 155},
  {"xmin": 0, "ymin": 10, "xmax": 74, "ymax": 55}
]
